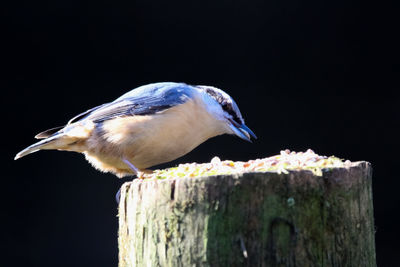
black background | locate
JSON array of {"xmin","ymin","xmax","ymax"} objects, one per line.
[{"xmin": 2, "ymin": 0, "xmax": 398, "ymax": 266}]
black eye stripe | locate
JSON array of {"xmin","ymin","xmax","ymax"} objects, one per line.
[
  {"xmin": 205, "ymin": 88, "xmax": 224, "ymax": 103},
  {"xmin": 203, "ymin": 87, "xmax": 243, "ymax": 125},
  {"xmin": 223, "ymin": 104, "xmax": 241, "ymax": 124}
]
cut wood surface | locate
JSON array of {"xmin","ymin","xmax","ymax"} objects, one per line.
[{"xmin": 118, "ymin": 161, "xmax": 375, "ymax": 267}]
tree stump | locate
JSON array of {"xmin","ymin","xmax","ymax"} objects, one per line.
[{"xmin": 118, "ymin": 161, "xmax": 375, "ymax": 267}]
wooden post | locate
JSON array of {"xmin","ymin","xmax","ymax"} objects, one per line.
[{"xmin": 118, "ymin": 161, "xmax": 375, "ymax": 267}]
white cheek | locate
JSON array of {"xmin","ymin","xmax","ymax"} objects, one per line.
[{"xmin": 199, "ymin": 94, "xmax": 225, "ymax": 121}]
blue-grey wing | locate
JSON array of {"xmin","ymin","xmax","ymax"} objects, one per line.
[{"xmin": 73, "ymin": 82, "xmax": 195, "ymax": 123}]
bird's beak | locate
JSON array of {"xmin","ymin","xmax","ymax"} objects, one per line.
[{"xmin": 229, "ymin": 119, "xmax": 257, "ymax": 142}]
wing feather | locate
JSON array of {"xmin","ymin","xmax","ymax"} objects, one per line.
[{"xmin": 69, "ymin": 82, "xmax": 195, "ymax": 124}]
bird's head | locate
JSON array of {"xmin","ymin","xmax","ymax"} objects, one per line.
[{"xmin": 197, "ymin": 85, "xmax": 257, "ymax": 142}]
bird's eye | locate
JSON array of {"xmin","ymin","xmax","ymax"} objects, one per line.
[{"xmin": 221, "ymin": 103, "xmax": 241, "ymax": 124}]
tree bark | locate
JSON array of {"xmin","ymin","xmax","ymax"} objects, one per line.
[{"xmin": 118, "ymin": 161, "xmax": 375, "ymax": 267}]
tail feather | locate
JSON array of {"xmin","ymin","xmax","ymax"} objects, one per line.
[
  {"xmin": 35, "ymin": 126, "xmax": 64, "ymax": 139},
  {"xmin": 15, "ymin": 133, "xmax": 72, "ymax": 160}
]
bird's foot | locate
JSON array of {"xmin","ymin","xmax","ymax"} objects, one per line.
[
  {"xmin": 115, "ymin": 188, "xmax": 121, "ymax": 205},
  {"xmin": 122, "ymin": 158, "xmax": 140, "ymax": 175},
  {"xmin": 137, "ymin": 169, "xmax": 153, "ymax": 179},
  {"xmin": 122, "ymin": 158, "xmax": 153, "ymax": 179}
]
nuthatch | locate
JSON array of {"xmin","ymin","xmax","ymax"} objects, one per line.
[{"xmin": 15, "ymin": 82, "xmax": 256, "ymax": 177}]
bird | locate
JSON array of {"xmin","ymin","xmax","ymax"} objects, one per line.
[{"xmin": 14, "ymin": 82, "xmax": 257, "ymax": 178}]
